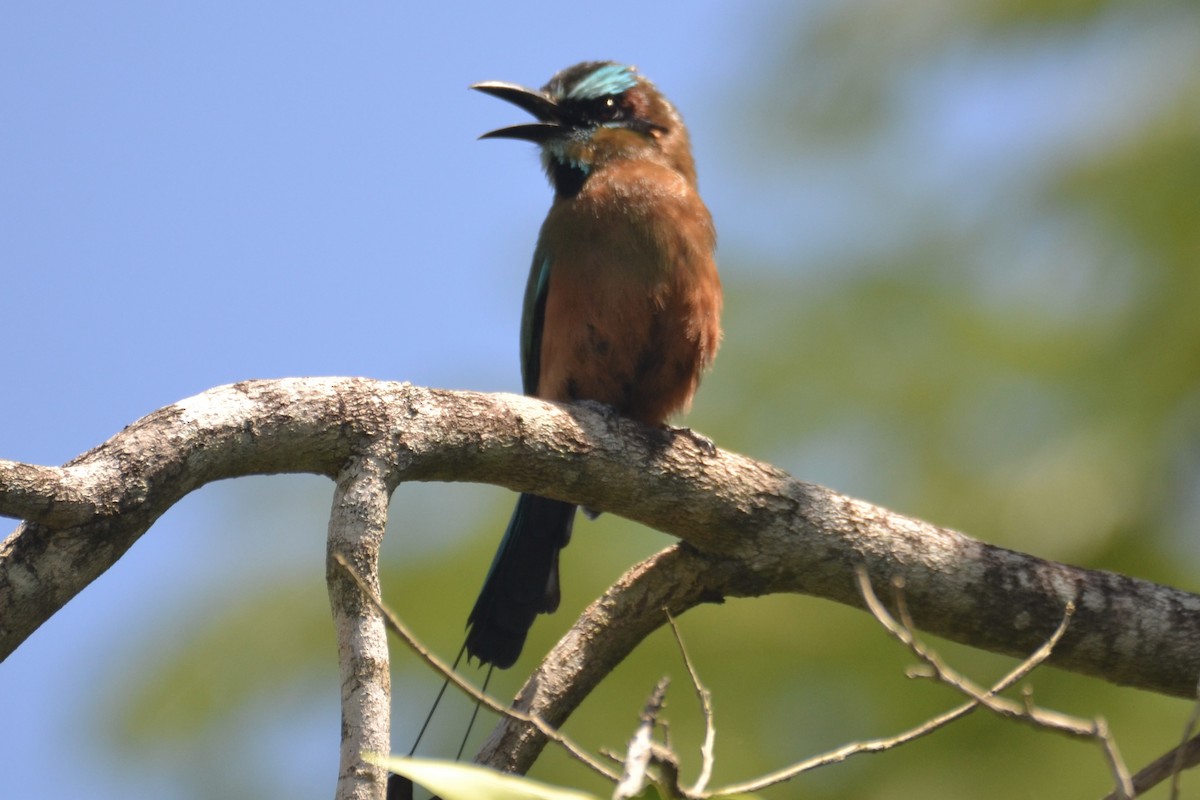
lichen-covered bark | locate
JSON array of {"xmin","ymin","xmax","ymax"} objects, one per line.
[{"xmin": 3, "ymin": 377, "xmax": 1199, "ymax": 704}]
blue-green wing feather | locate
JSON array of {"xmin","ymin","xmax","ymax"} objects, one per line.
[
  {"xmin": 465, "ymin": 493, "xmax": 575, "ymax": 668},
  {"xmin": 465, "ymin": 246, "xmax": 577, "ymax": 668},
  {"xmin": 520, "ymin": 248, "xmax": 551, "ymax": 396}
]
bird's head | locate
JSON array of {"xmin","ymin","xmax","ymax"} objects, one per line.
[{"xmin": 472, "ymin": 61, "xmax": 697, "ymax": 197}]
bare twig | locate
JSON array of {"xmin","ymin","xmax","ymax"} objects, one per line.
[
  {"xmin": 1101, "ymin": 679, "xmax": 1200, "ymax": 800},
  {"xmin": 332, "ymin": 553, "xmax": 620, "ymax": 784},
  {"xmin": 649, "ymin": 743, "xmax": 684, "ymax": 800},
  {"xmin": 856, "ymin": 567, "xmax": 1133, "ymax": 799},
  {"xmin": 615, "ymin": 678, "xmax": 671, "ymax": 799},
  {"xmin": 1171, "ymin": 679, "xmax": 1200, "ymax": 799},
  {"xmin": 1101, "ymin": 735, "xmax": 1200, "ymax": 800},
  {"xmin": 708, "ymin": 692, "xmax": 980, "ymax": 796},
  {"xmin": 704, "ymin": 567, "xmax": 1079, "ymax": 798},
  {"xmin": 664, "ymin": 612, "xmax": 715, "ymax": 796}
]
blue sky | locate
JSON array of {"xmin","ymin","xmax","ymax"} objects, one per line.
[
  {"xmin": 0, "ymin": 4, "xmax": 773, "ymax": 798},
  {"xmin": 0, "ymin": 2, "xmax": 764, "ymax": 466}
]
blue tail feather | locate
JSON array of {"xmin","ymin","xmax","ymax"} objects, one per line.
[{"xmin": 465, "ymin": 493, "xmax": 576, "ymax": 668}]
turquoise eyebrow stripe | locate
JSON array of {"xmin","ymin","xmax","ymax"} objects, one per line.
[{"xmin": 567, "ymin": 63, "xmax": 637, "ymax": 99}]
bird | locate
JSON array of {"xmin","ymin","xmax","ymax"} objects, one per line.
[{"xmin": 465, "ymin": 61, "xmax": 722, "ymax": 669}]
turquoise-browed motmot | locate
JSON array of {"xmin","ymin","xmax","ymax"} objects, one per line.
[{"xmin": 466, "ymin": 61, "xmax": 722, "ymax": 669}]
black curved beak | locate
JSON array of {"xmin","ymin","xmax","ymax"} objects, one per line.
[{"xmin": 471, "ymin": 81, "xmax": 565, "ymax": 143}]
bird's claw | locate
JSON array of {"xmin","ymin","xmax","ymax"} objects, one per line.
[{"xmin": 668, "ymin": 425, "xmax": 717, "ymax": 456}]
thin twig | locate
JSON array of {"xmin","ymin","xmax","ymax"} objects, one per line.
[
  {"xmin": 1171, "ymin": 678, "xmax": 1200, "ymax": 799},
  {"xmin": 856, "ymin": 567, "xmax": 1133, "ymax": 799},
  {"xmin": 615, "ymin": 678, "xmax": 671, "ymax": 799},
  {"xmin": 707, "ymin": 694, "xmax": 978, "ymax": 796},
  {"xmin": 1103, "ymin": 678, "xmax": 1200, "ymax": 800},
  {"xmin": 664, "ymin": 611, "xmax": 716, "ymax": 795},
  {"xmin": 648, "ymin": 741, "xmax": 685, "ymax": 800},
  {"xmin": 1101, "ymin": 733, "xmax": 1200, "ymax": 800},
  {"xmin": 704, "ymin": 567, "xmax": 1077, "ymax": 798},
  {"xmin": 332, "ymin": 553, "xmax": 621, "ymax": 784}
]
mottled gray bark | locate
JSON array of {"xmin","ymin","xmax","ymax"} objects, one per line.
[{"xmin": 2, "ymin": 378, "xmax": 1198, "ymax": 793}]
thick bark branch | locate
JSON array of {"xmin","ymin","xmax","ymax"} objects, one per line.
[
  {"xmin": 3, "ymin": 377, "xmax": 1199, "ymax": 710},
  {"xmin": 326, "ymin": 453, "xmax": 394, "ymax": 800},
  {"xmin": 476, "ymin": 545, "xmax": 729, "ymax": 773}
]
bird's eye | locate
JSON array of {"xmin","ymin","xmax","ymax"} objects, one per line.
[
  {"xmin": 590, "ymin": 95, "xmax": 626, "ymax": 123},
  {"xmin": 561, "ymin": 94, "xmax": 633, "ymax": 128}
]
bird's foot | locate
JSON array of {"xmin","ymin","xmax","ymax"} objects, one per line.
[{"xmin": 666, "ymin": 425, "xmax": 717, "ymax": 456}]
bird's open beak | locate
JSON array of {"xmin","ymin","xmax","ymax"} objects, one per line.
[{"xmin": 471, "ymin": 81, "xmax": 565, "ymax": 143}]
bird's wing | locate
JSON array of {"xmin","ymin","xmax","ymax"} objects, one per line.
[{"xmin": 520, "ymin": 248, "xmax": 552, "ymax": 396}]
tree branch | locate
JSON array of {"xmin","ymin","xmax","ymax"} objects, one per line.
[
  {"xmin": 326, "ymin": 452, "xmax": 394, "ymax": 800},
  {"xmin": 3, "ymin": 378, "xmax": 1200, "ymax": 712}
]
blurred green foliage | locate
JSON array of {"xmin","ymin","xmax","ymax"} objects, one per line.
[{"xmin": 105, "ymin": 1, "xmax": 1200, "ymax": 797}]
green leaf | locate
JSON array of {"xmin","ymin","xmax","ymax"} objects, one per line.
[{"xmin": 368, "ymin": 755, "xmax": 601, "ymax": 800}]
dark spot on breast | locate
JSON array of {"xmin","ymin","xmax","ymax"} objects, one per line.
[
  {"xmin": 586, "ymin": 323, "xmax": 611, "ymax": 356},
  {"xmin": 633, "ymin": 346, "xmax": 666, "ymax": 383},
  {"xmin": 565, "ymin": 377, "xmax": 580, "ymax": 399},
  {"xmin": 631, "ymin": 309, "xmax": 667, "ymax": 383}
]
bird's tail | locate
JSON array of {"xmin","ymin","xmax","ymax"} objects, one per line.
[{"xmin": 465, "ymin": 492, "xmax": 577, "ymax": 669}]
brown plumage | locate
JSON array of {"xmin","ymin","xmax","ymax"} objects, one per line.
[{"xmin": 466, "ymin": 61, "xmax": 721, "ymax": 667}]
